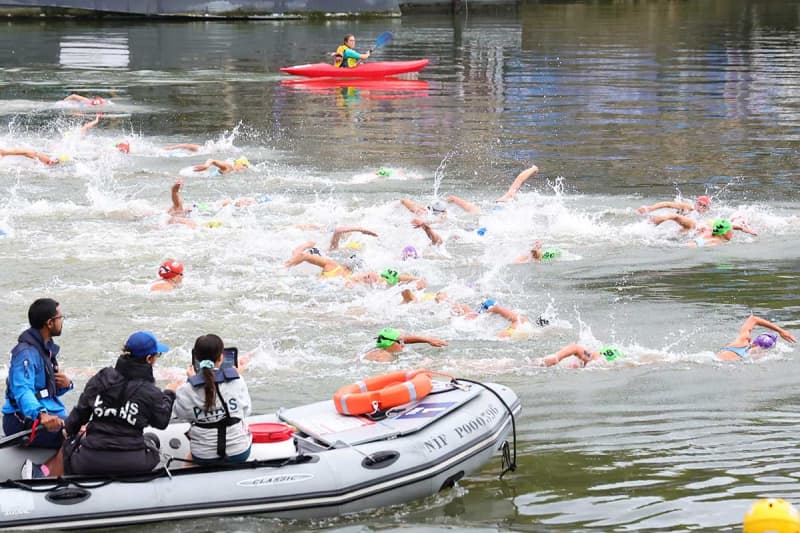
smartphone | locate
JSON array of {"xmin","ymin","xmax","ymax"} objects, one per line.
[
  {"xmin": 222, "ymin": 347, "xmax": 238, "ymax": 369},
  {"xmin": 194, "ymin": 347, "xmax": 238, "ymax": 372}
]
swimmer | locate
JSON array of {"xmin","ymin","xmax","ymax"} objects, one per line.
[
  {"xmin": 637, "ymin": 195, "xmax": 711, "ymax": 215},
  {"xmin": 496, "ymin": 164, "xmax": 540, "ymax": 202},
  {"xmin": 535, "ymin": 343, "xmax": 624, "ymax": 368},
  {"xmin": 329, "ymin": 226, "xmax": 379, "ymax": 251},
  {"xmin": 411, "ymin": 218, "xmax": 443, "ymax": 246},
  {"xmin": 192, "ymin": 157, "xmax": 250, "ymax": 175},
  {"xmin": 401, "ymin": 198, "xmax": 448, "ymax": 218},
  {"xmin": 60, "ymin": 93, "xmax": 109, "ymax": 106},
  {"xmin": 716, "ymin": 315, "xmax": 795, "ymax": 362},
  {"xmin": 513, "ymin": 240, "xmax": 562, "ymax": 263},
  {"xmin": 166, "ymin": 178, "xmax": 254, "ymax": 225},
  {"xmin": 474, "ymin": 299, "xmax": 535, "ymax": 339},
  {"xmin": 439, "ymin": 164, "xmax": 540, "ymax": 214},
  {"xmin": 362, "ymin": 327, "xmax": 447, "ymax": 363},
  {"xmin": 163, "ymin": 143, "xmax": 202, "ymax": 153},
  {"xmin": 167, "ymin": 178, "xmax": 191, "ymax": 216},
  {"xmin": 76, "ymin": 113, "xmax": 103, "ymax": 137},
  {"xmin": 285, "ymin": 250, "xmax": 363, "ymax": 280},
  {"xmin": 0, "ymin": 149, "xmax": 69, "ymax": 166},
  {"xmin": 650, "ymin": 215, "xmax": 756, "ymax": 246},
  {"xmin": 150, "ymin": 260, "xmax": 184, "ymax": 292},
  {"xmin": 401, "ymin": 245, "xmax": 419, "ymax": 260}
]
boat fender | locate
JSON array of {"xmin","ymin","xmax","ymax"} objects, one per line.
[
  {"xmin": 333, "ymin": 370, "xmax": 433, "ymax": 415},
  {"xmin": 188, "ymin": 367, "xmax": 239, "ymax": 387}
]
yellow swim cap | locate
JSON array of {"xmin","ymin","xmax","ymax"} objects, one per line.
[
  {"xmin": 235, "ymin": 157, "xmax": 250, "ymax": 168},
  {"xmin": 204, "ymin": 221, "xmax": 223, "ymax": 228},
  {"xmin": 744, "ymin": 498, "xmax": 800, "ymax": 533},
  {"xmin": 58, "ymin": 154, "xmax": 71, "ymax": 163},
  {"xmin": 342, "ymin": 240, "xmax": 363, "ymax": 251}
]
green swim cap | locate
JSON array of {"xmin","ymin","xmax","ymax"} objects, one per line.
[
  {"xmin": 712, "ymin": 219, "xmax": 733, "ymax": 236},
  {"xmin": 380, "ymin": 268, "xmax": 399, "ymax": 286},
  {"xmin": 600, "ymin": 346, "xmax": 624, "ymax": 361},
  {"xmin": 377, "ymin": 168, "xmax": 392, "ymax": 177},
  {"xmin": 376, "ymin": 328, "xmax": 401, "ymax": 348},
  {"xmin": 541, "ymin": 249, "xmax": 562, "ymax": 261}
]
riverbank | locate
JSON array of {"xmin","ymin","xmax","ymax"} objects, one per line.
[{"xmin": 0, "ymin": 0, "xmax": 518, "ymax": 18}]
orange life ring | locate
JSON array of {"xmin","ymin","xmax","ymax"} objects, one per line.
[{"xmin": 333, "ymin": 370, "xmax": 433, "ymax": 415}]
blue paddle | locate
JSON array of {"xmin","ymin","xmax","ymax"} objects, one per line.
[{"xmin": 369, "ymin": 31, "xmax": 393, "ymax": 54}]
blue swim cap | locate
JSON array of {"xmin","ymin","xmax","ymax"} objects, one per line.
[
  {"xmin": 478, "ymin": 299, "xmax": 496, "ymax": 313},
  {"xmin": 476, "ymin": 227, "xmax": 487, "ymax": 236}
]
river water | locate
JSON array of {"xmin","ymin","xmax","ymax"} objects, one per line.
[{"xmin": 1, "ymin": 0, "xmax": 799, "ymax": 530}]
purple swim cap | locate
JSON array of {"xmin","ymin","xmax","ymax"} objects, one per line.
[
  {"xmin": 402, "ymin": 245, "xmax": 418, "ymax": 260},
  {"xmin": 753, "ymin": 333, "xmax": 777, "ymax": 349}
]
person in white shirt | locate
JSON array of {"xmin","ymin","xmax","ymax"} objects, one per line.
[{"xmin": 172, "ymin": 334, "xmax": 252, "ymax": 464}]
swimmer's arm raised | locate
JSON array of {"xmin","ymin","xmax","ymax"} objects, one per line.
[
  {"xmin": 446, "ymin": 195, "xmax": 480, "ymax": 213},
  {"xmin": 497, "ymin": 164, "xmax": 539, "ymax": 202}
]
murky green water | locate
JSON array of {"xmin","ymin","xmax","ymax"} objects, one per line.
[{"xmin": 1, "ymin": 0, "xmax": 799, "ymax": 530}]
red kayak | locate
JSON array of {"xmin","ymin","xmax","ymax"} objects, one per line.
[{"xmin": 280, "ymin": 59, "xmax": 429, "ymax": 79}]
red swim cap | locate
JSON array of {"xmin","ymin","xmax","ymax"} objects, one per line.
[
  {"xmin": 158, "ymin": 260, "xmax": 184, "ymax": 280},
  {"xmin": 116, "ymin": 142, "xmax": 130, "ymax": 154},
  {"xmin": 696, "ymin": 195, "xmax": 711, "ymax": 207}
]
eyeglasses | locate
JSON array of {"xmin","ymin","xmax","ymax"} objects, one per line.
[{"xmin": 50, "ymin": 315, "xmax": 66, "ymax": 322}]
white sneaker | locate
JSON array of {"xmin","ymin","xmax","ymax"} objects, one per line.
[
  {"xmin": 20, "ymin": 459, "xmax": 46, "ymax": 480},
  {"xmin": 20, "ymin": 459, "xmax": 33, "ymax": 480}
]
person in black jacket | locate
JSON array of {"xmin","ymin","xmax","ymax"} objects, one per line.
[{"xmin": 23, "ymin": 331, "xmax": 178, "ymax": 479}]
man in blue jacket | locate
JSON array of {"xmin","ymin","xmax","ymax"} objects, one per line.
[{"xmin": 3, "ymin": 298, "xmax": 73, "ymax": 455}]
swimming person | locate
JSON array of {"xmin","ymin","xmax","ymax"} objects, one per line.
[
  {"xmin": 334, "ymin": 34, "xmax": 371, "ymax": 68},
  {"xmin": 150, "ymin": 260, "xmax": 184, "ymax": 292},
  {"xmin": 60, "ymin": 93, "xmax": 109, "ymax": 106},
  {"xmin": 362, "ymin": 328, "xmax": 447, "ymax": 363},
  {"xmin": 637, "ymin": 195, "xmax": 712, "ymax": 216},
  {"xmin": 172, "ymin": 334, "xmax": 253, "ymax": 464},
  {"xmin": 650, "ymin": 216, "xmax": 755, "ymax": 246},
  {"xmin": 716, "ymin": 315, "xmax": 796, "ymax": 361},
  {"xmin": 535, "ymin": 343, "xmax": 625, "ymax": 367},
  {"xmin": 513, "ymin": 240, "xmax": 562, "ymax": 263},
  {"xmin": 0, "ymin": 149, "xmax": 70, "ymax": 166},
  {"xmin": 192, "ymin": 157, "xmax": 250, "ymax": 175},
  {"xmin": 472, "ymin": 299, "xmax": 539, "ymax": 339}
]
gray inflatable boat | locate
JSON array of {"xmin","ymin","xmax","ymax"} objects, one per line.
[{"xmin": 0, "ymin": 378, "xmax": 519, "ymax": 530}]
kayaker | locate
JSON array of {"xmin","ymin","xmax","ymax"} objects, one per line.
[
  {"xmin": 22, "ymin": 331, "xmax": 178, "ymax": 479},
  {"xmin": 172, "ymin": 334, "xmax": 253, "ymax": 464},
  {"xmin": 334, "ymin": 34, "xmax": 371, "ymax": 68}
]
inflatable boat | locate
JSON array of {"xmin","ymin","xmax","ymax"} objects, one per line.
[
  {"xmin": 280, "ymin": 59, "xmax": 429, "ymax": 79},
  {"xmin": 0, "ymin": 375, "xmax": 519, "ymax": 529}
]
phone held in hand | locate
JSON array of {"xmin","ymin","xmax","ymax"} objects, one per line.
[
  {"xmin": 222, "ymin": 347, "xmax": 238, "ymax": 369},
  {"xmin": 193, "ymin": 347, "xmax": 238, "ymax": 372}
]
